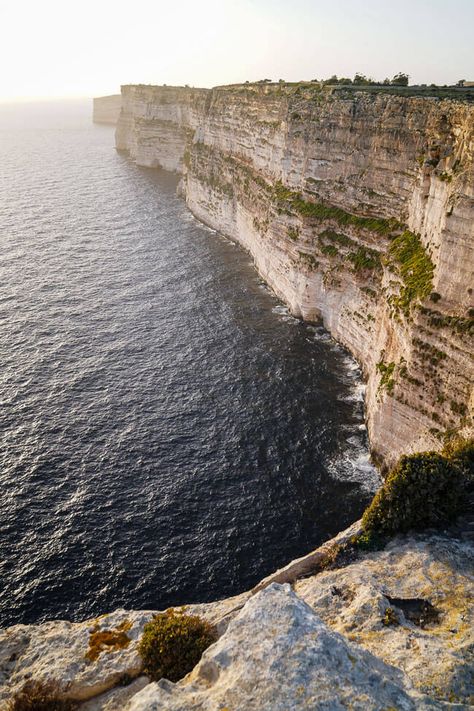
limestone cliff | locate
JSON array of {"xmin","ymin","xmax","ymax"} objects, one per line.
[
  {"xmin": 93, "ymin": 95, "xmax": 122, "ymax": 125},
  {"xmin": 116, "ymin": 83, "xmax": 474, "ymax": 468}
]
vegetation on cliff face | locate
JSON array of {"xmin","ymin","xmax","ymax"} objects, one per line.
[
  {"xmin": 376, "ymin": 359, "xmax": 396, "ymax": 394},
  {"xmin": 347, "ymin": 246, "xmax": 381, "ymax": 273},
  {"xmin": 138, "ymin": 609, "xmax": 217, "ymax": 682},
  {"xmin": 387, "ymin": 230, "xmax": 434, "ymax": 316},
  {"xmin": 420, "ymin": 306, "xmax": 474, "ymax": 336},
  {"xmin": 121, "ymin": 85, "xmax": 474, "ymax": 466},
  {"xmin": 317, "ymin": 230, "xmax": 382, "ymax": 273},
  {"xmin": 361, "ymin": 441, "xmax": 473, "ymax": 537},
  {"xmin": 272, "ymin": 182, "xmax": 401, "ymax": 235}
]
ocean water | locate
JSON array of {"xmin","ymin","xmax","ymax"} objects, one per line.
[{"xmin": 0, "ymin": 100, "xmax": 380, "ymax": 627}]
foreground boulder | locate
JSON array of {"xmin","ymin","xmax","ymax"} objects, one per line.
[
  {"xmin": 0, "ymin": 593, "xmax": 249, "ymax": 706},
  {"xmin": 125, "ymin": 584, "xmax": 452, "ymax": 710}
]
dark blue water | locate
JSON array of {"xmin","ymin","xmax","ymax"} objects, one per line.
[{"xmin": 0, "ymin": 100, "xmax": 379, "ymax": 627}]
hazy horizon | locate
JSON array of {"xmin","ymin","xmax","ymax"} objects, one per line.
[{"xmin": 1, "ymin": 0, "xmax": 473, "ymax": 103}]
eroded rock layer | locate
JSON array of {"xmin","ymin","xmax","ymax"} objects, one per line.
[{"xmin": 116, "ymin": 83, "xmax": 474, "ymax": 467}]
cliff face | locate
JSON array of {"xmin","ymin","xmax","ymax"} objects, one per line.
[
  {"xmin": 116, "ymin": 83, "xmax": 474, "ymax": 467},
  {"xmin": 93, "ymin": 95, "xmax": 122, "ymax": 125}
]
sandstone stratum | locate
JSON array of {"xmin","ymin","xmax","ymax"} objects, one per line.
[{"xmin": 115, "ymin": 82, "xmax": 474, "ymax": 468}]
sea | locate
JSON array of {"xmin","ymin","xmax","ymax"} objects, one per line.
[{"xmin": 0, "ymin": 99, "xmax": 380, "ymax": 627}]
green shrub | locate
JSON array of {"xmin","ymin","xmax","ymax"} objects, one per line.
[
  {"xmin": 347, "ymin": 246, "xmax": 381, "ymax": 272},
  {"xmin": 362, "ymin": 451, "xmax": 468, "ymax": 536},
  {"xmin": 321, "ymin": 244, "xmax": 339, "ymax": 257},
  {"xmin": 319, "ymin": 229, "xmax": 354, "ymax": 248},
  {"xmin": 7, "ymin": 680, "xmax": 76, "ymax": 711},
  {"xmin": 376, "ymin": 360, "xmax": 396, "ymax": 394},
  {"xmin": 450, "ymin": 400, "xmax": 467, "ymax": 417},
  {"xmin": 382, "ymin": 607, "xmax": 399, "ymax": 626},
  {"xmin": 354, "ymin": 529, "xmax": 386, "ymax": 551},
  {"xmin": 138, "ymin": 609, "xmax": 217, "ymax": 682},
  {"xmin": 271, "ymin": 181, "xmax": 402, "ymax": 235},
  {"xmin": 438, "ymin": 171, "xmax": 452, "ymax": 183},
  {"xmin": 443, "ymin": 437, "xmax": 474, "ymax": 477},
  {"xmin": 287, "ymin": 226, "xmax": 300, "ymax": 241}
]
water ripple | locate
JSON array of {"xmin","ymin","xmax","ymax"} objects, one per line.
[{"xmin": 0, "ymin": 100, "xmax": 380, "ymax": 627}]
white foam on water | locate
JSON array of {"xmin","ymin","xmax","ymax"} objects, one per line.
[{"xmin": 327, "ymin": 442, "xmax": 381, "ymax": 494}]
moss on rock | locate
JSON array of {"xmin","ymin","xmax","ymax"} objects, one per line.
[{"xmin": 85, "ymin": 620, "xmax": 132, "ymax": 662}]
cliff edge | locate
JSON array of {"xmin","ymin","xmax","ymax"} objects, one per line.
[{"xmin": 2, "ymin": 527, "xmax": 473, "ymax": 709}]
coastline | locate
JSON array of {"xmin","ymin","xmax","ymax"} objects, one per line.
[
  {"xmin": 0, "ymin": 93, "xmax": 472, "ymax": 710},
  {"xmin": 183, "ymin": 198, "xmax": 380, "ymax": 473},
  {"xmin": 114, "ymin": 83, "xmax": 474, "ymax": 470}
]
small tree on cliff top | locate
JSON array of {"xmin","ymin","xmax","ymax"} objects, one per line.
[{"xmin": 391, "ymin": 72, "xmax": 409, "ymax": 86}]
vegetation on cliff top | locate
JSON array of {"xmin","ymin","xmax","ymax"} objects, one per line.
[
  {"xmin": 223, "ymin": 79, "xmax": 474, "ymax": 102},
  {"xmin": 138, "ymin": 609, "xmax": 217, "ymax": 682},
  {"xmin": 315, "ymin": 72, "xmax": 409, "ymax": 87},
  {"xmin": 361, "ymin": 440, "xmax": 473, "ymax": 538},
  {"xmin": 6, "ymin": 680, "xmax": 77, "ymax": 711}
]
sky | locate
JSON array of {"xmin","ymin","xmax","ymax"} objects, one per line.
[{"xmin": 0, "ymin": 0, "xmax": 473, "ymax": 102}]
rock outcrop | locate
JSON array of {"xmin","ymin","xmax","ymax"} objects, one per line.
[
  {"xmin": 1, "ymin": 531, "xmax": 473, "ymax": 709},
  {"xmin": 125, "ymin": 585, "xmax": 453, "ymax": 711},
  {"xmin": 116, "ymin": 83, "xmax": 474, "ymax": 468},
  {"xmin": 295, "ymin": 535, "xmax": 474, "ymax": 705},
  {"xmin": 93, "ymin": 95, "xmax": 122, "ymax": 125},
  {"xmin": 0, "ymin": 591, "xmax": 250, "ymax": 708}
]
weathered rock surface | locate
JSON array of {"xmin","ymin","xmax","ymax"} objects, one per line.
[
  {"xmin": 124, "ymin": 584, "xmax": 464, "ymax": 710},
  {"xmin": 0, "ymin": 591, "xmax": 249, "ymax": 707},
  {"xmin": 0, "ymin": 609, "xmax": 149, "ymax": 704},
  {"xmin": 295, "ymin": 534, "xmax": 474, "ymax": 706},
  {"xmin": 79, "ymin": 677, "xmax": 149, "ymax": 711},
  {"xmin": 93, "ymin": 95, "xmax": 122, "ymax": 125},
  {"xmin": 116, "ymin": 83, "xmax": 474, "ymax": 468}
]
